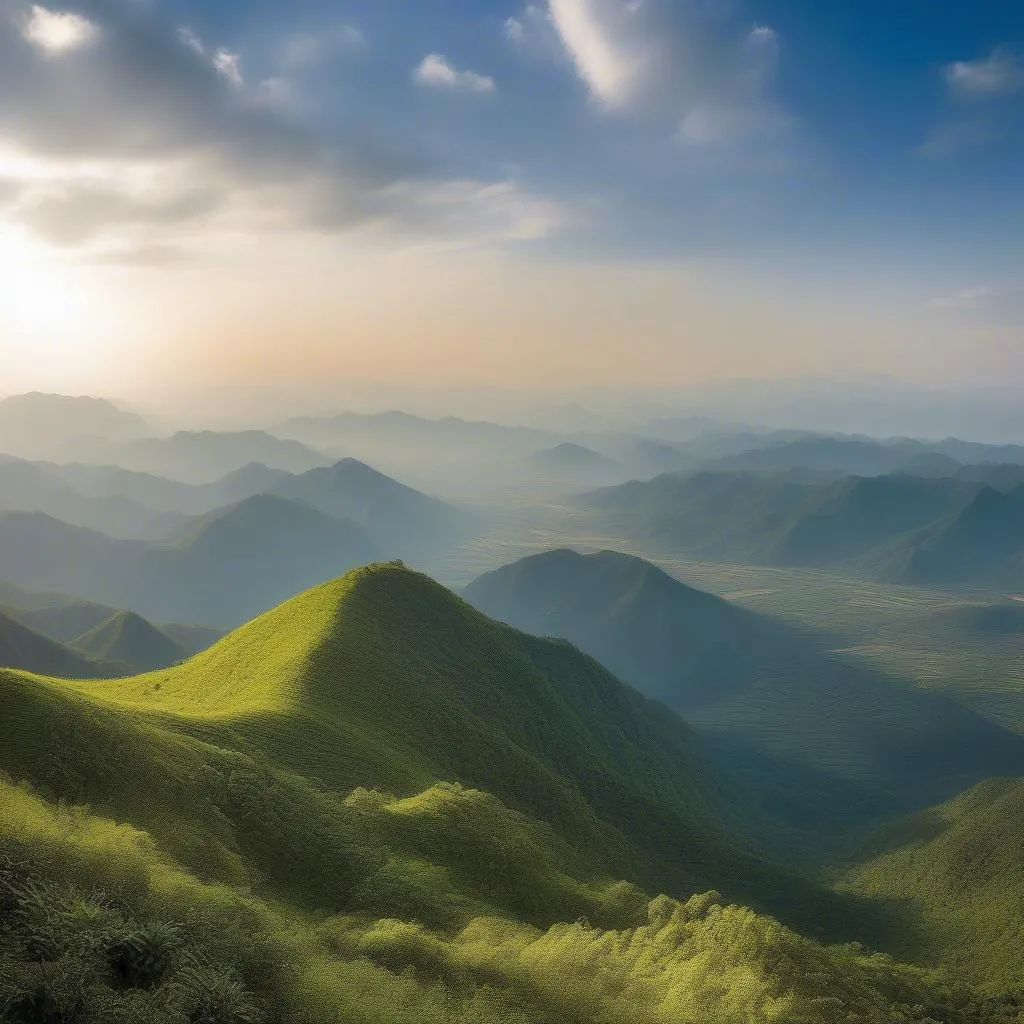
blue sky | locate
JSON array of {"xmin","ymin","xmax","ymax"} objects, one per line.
[
  {"xmin": 0, "ymin": 0, "xmax": 1021, "ymax": 395},
  {"xmin": 158, "ymin": 0, "xmax": 1024, "ymax": 272}
]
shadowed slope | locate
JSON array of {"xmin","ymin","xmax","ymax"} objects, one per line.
[
  {"xmin": 72, "ymin": 610, "xmax": 189, "ymax": 673},
  {"xmin": 465, "ymin": 550, "xmax": 1024, "ymax": 817},
  {"xmin": 0, "ymin": 609, "xmax": 120, "ymax": 678}
]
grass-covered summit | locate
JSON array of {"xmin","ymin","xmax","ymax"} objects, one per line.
[{"xmin": 0, "ymin": 563, "xmax": 1018, "ymax": 1023}]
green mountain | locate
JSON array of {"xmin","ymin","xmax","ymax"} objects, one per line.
[
  {"xmin": 842, "ymin": 778, "xmax": 1024, "ymax": 991},
  {"xmin": 0, "ymin": 496, "xmax": 381, "ymax": 627},
  {"xmin": 465, "ymin": 550, "xmax": 1024, "ymax": 823},
  {"xmin": 583, "ymin": 470, "xmax": 1024, "ymax": 587},
  {"xmin": 0, "ymin": 608, "xmax": 119, "ymax": 678},
  {"xmin": 10, "ymin": 597, "xmax": 129, "ymax": 644},
  {"xmin": 0, "ymin": 563, "xmax": 1009, "ymax": 1023},
  {"xmin": 71, "ymin": 611, "xmax": 190, "ymax": 673}
]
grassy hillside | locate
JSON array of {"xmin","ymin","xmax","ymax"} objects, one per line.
[
  {"xmin": 465, "ymin": 550, "xmax": 1024, "ymax": 825},
  {"xmin": 72, "ymin": 611, "xmax": 190, "ymax": 673},
  {"xmin": 842, "ymin": 778, "xmax": 1024, "ymax": 992},
  {"xmin": 0, "ymin": 564, "xmax": 1014, "ymax": 1022},
  {"xmin": 52, "ymin": 563, "xmax": 843, "ymax": 926},
  {"xmin": 0, "ymin": 609, "xmax": 122, "ymax": 678}
]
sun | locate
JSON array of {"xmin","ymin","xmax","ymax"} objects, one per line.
[{"xmin": 0, "ymin": 225, "xmax": 96, "ymax": 350}]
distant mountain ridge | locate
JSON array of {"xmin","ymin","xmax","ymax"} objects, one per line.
[
  {"xmin": 0, "ymin": 495, "xmax": 381, "ymax": 627},
  {"xmin": 582, "ymin": 470, "xmax": 1024, "ymax": 588}
]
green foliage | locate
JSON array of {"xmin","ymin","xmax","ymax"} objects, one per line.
[
  {"xmin": 843, "ymin": 778, "xmax": 1024, "ymax": 992},
  {"xmin": 0, "ymin": 565, "xmax": 1020, "ymax": 1024}
]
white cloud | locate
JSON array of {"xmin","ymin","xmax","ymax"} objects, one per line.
[
  {"xmin": 177, "ymin": 26, "xmax": 204, "ymax": 56},
  {"xmin": 547, "ymin": 0, "xmax": 647, "ymax": 108},
  {"xmin": 280, "ymin": 25, "xmax": 364, "ymax": 69},
  {"xmin": 0, "ymin": 4, "xmax": 561, "ymax": 261},
  {"xmin": 944, "ymin": 47, "xmax": 1024, "ymax": 98},
  {"xmin": 22, "ymin": 5, "xmax": 96, "ymax": 54},
  {"xmin": 413, "ymin": 53, "xmax": 495, "ymax": 94},
  {"xmin": 513, "ymin": 1, "xmax": 789, "ymax": 148},
  {"xmin": 504, "ymin": 17, "xmax": 526, "ymax": 45},
  {"xmin": 213, "ymin": 49, "xmax": 243, "ymax": 89}
]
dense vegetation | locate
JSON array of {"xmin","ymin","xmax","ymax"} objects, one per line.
[{"xmin": 843, "ymin": 778, "xmax": 1024, "ymax": 993}]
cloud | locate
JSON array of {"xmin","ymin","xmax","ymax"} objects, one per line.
[
  {"xmin": 0, "ymin": 0, "xmax": 557, "ymax": 259},
  {"xmin": 924, "ymin": 47, "xmax": 1024, "ymax": 156},
  {"xmin": 21, "ymin": 4, "xmax": 96, "ymax": 54},
  {"xmin": 943, "ymin": 47, "xmax": 1024, "ymax": 99},
  {"xmin": 212, "ymin": 49, "xmax": 242, "ymax": 88},
  {"xmin": 512, "ymin": 0, "xmax": 790, "ymax": 147},
  {"xmin": 412, "ymin": 53, "xmax": 495, "ymax": 93},
  {"xmin": 547, "ymin": 0, "xmax": 647, "ymax": 108}
]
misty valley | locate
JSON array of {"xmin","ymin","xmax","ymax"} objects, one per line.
[{"xmin": 1, "ymin": 391, "xmax": 1024, "ymax": 1023}]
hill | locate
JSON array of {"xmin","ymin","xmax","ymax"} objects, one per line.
[
  {"xmin": 0, "ymin": 564, "xmax": 1012, "ymax": 1023},
  {"xmin": 582, "ymin": 470, "xmax": 1024, "ymax": 587},
  {"xmin": 0, "ymin": 608, "xmax": 119, "ymax": 678},
  {"xmin": 0, "ymin": 497, "xmax": 381, "ymax": 627},
  {"xmin": 842, "ymin": 778, "xmax": 1024, "ymax": 990},
  {"xmin": 465, "ymin": 550, "xmax": 1024, "ymax": 826},
  {"xmin": 272, "ymin": 459, "xmax": 469, "ymax": 553},
  {"xmin": 72, "ymin": 611, "xmax": 190, "ymax": 673},
  {"xmin": 108, "ymin": 430, "xmax": 331, "ymax": 483},
  {"xmin": 0, "ymin": 392, "xmax": 150, "ymax": 460},
  {"xmin": 529, "ymin": 443, "xmax": 622, "ymax": 486},
  {"xmin": 0, "ymin": 455, "xmax": 184, "ymax": 539}
]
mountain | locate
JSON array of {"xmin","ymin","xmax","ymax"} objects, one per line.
[
  {"xmin": 0, "ymin": 392, "xmax": 151, "ymax": 460},
  {"xmin": 530, "ymin": 443, "xmax": 622, "ymax": 485},
  {"xmin": 0, "ymin": 564, "xmax": 1011, "ymax": 1023},
  {"xmin": 465, "ymin": 550, "xmax": 1024, "ymax": 822},
  {"xmin": 71, "ymin": 611, "xmax": 190, "ymax": 673},
  {"xmin": 0, "ymin": 496, "xmax": 381, "ymax": 627},
  {"xmin": 843, "ymin": 778, "xmax": 1024, "ymax": 989},
  {"xmin": 1, "ymin": 582, "xmax": 223, "ymax": 659},
  {"xmin": 954, "ymin": 462, "xmax": 1024, "ymax": 492},
  {"xmin": 893, "ymin": 485, "xmax": 1024, "ymax": 586},
  {"xmin": 160, "ymin": 621, "xmax": 225, "ymax": 655},
  {"xmin": 107, "ymin": 430, "xmax": 331, "ymax": 483},
  {"xmin": 582, "ymin": 470, "xmax": 1024, "ymax": 587},
  {"xmin": 8, "ymin": 597, "xmax": 122, "ymax": 644},
  {"xmin": 0, "ymin": 608, "xmax": 118, "ymax": 678},
  {"xmin": 272, "ymin": 459, "xmax": 469, "ymax": 553},
  {"xmin": 0, "ymin": 455, "xmax": 185, "ymax": 539}
]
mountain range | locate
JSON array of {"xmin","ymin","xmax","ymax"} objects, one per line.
[
  {"xmin": 583, "ymin": 470, "xmax": 1024, "ymax": 588},
  {"xmin": 0, "ymin": 495, "xmax": 381, "ymax": 627}
]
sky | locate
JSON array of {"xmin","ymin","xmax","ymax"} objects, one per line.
[{"xmin": 0, "ymin": 0, "xmax": 1022, "ymax": 401}]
